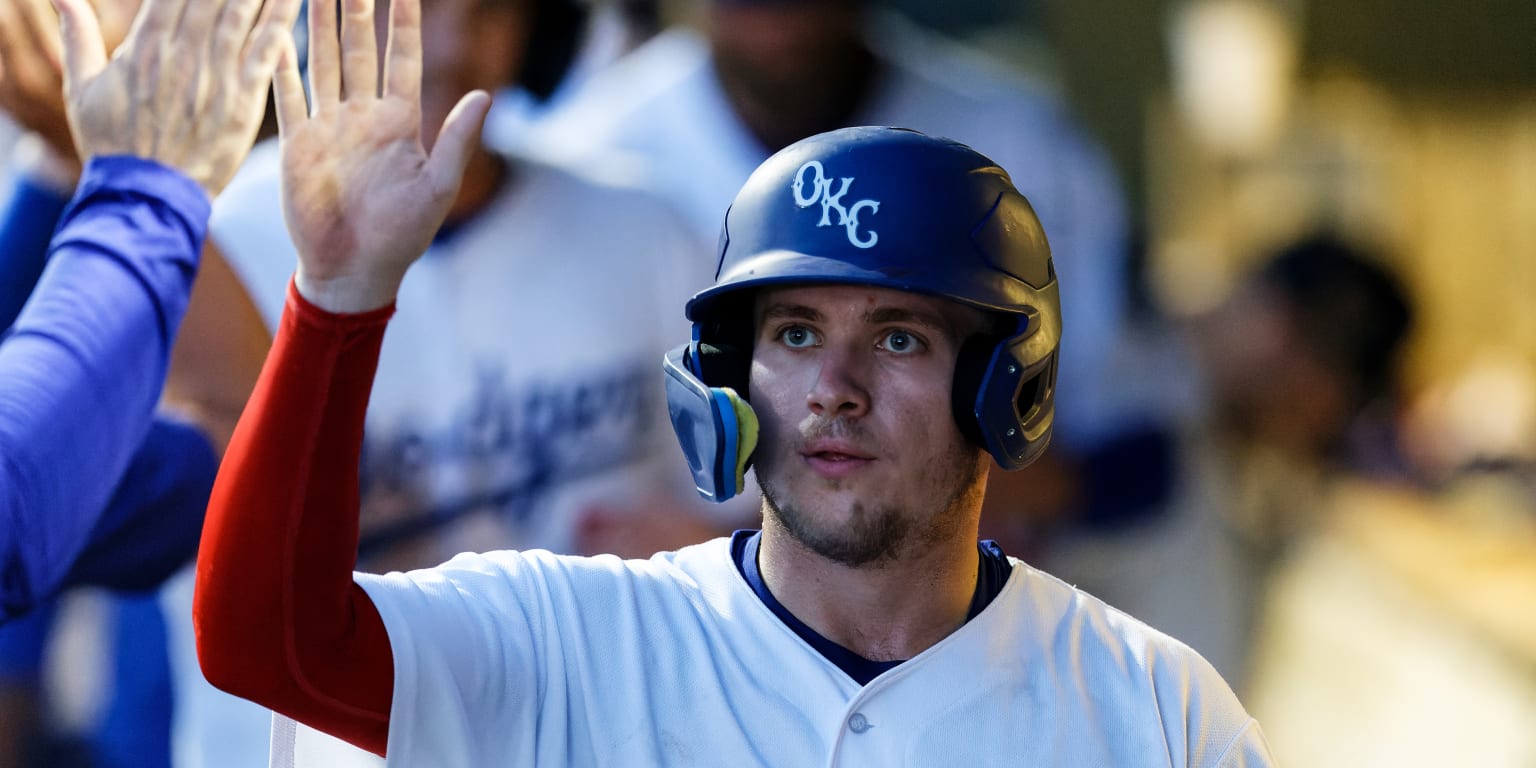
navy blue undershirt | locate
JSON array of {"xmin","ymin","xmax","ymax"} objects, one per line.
[{"xmin": 730, "ymin": 529, "xmax": 1014, "ymax": 685}]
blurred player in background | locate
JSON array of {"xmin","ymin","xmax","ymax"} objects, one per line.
[{"xmin": 1038, "ymin": 234, "xmax": 1416, "ymax": 690}]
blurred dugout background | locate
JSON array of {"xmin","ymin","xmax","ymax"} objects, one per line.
[{"xmin": 861, "ymin": 0, "xmax": 1536, "ymax": 764}]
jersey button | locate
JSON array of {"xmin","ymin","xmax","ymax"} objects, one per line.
[{"xmin": 848, "ymin": 713, "xmax": 872, "ymax": 734}]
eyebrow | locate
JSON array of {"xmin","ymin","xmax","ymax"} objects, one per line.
[
  {"xmin": 760, "ymin": 303, "xmax": 822, "ymax": 324},
  {"xmin": 863, "ymin": 306, "xmax": 950, "ymax": 335},
  {"xmin": 759, "ymin": 302, "xmax": 958, "ymax": 340}
]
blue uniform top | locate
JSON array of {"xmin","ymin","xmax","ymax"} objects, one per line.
[{"xmin": 0, "ymin": 156, "xmax": 214, "ymax": 622}]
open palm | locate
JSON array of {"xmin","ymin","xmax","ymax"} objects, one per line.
[{"xmin": 277, "ymin": 0, "xmax": 489, "ymax": 313}]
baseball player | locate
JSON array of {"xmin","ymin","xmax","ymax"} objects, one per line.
[
  {"xmin": 194, "ymin": 1, "xmax": 1274, "ymax": 762},
  {"xmin": 0, "ymin": 0, "xmax": 299, "ymax": 623}
]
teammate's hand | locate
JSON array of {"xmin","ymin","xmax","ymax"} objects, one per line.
[
  {"xmin": 50, "ymin": 0, "xmax": 300, "ymax": 197},
  {"xmin": 0, "ymin": 0, "xmax": 73, "ymax": 170},
  {"xmin": 278, "ymin": 0, "xmax": 491, "ymax": 314},
  {"xmin": 0, "ymin": 0, "xmax": 138, "ymax": 179}
]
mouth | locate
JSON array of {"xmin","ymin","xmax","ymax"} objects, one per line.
[{"xmin": 800, "ymin": 442, "xmax": 876, "ymax": 479}]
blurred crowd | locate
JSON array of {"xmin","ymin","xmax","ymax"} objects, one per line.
[{"xmin": 1, "ymin": 0, "xmax": 1529, "ymax": 766}]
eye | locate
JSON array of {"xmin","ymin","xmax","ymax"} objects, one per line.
[
  {"xmin": 779, "ymin": 325, "xmax": 820, "ymax": 349},
  {"xmin": 879, "ymin": 329, "xmax": 924, "ymax": 354}
]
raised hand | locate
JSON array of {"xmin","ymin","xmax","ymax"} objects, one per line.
[
  {"xmin": 0, "ymin": 0, "xmax": 138, "ymax": 176},
  {"xmin": 277, "ymin": 0, "xmax": 491, "ymax": 314},
  {"xmin": 50, "ymin": 0, "xmax": 301, "ymax": 196}
]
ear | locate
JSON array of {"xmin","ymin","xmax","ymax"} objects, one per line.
[{"xmin": 952, "ymin": 330, "xmax": 1057, "ymax": 470}]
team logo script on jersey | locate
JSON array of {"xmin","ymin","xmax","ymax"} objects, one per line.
[{"xmin": 791, "ymin": 160, "xmax": 880, "ymax": 249}]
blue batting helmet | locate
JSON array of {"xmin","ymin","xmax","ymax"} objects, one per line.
[{"xmin": 665, "ymin": 126, "xmax": 1061, "ymax": 502}]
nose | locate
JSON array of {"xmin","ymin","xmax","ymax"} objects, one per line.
[{"xmin": 806, "ymin": 344, "xmax": 870, "ymax": 419}]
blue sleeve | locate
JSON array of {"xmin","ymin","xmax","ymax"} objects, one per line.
[
  {"xmin": 65, "ymin": 415, "xmax": 217, "ymax": 590},
  {"xmin": 0, "ymin": 156, "xmax": 210, "ymax": 622},
  {"xmin": 0, "ymin": 175, "xmax": 73, "ymax": 330},
  {"xmin": 0, "ymin": 596, "xmax": 56, "ymax": 684}
]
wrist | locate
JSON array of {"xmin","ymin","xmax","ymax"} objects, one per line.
[{"xmin": 294, "ymin": 267, "xmax": 406, "ymax": 314}]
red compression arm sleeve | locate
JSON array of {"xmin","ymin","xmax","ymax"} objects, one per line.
[{"xmin": 194, "ymin": 280, "xmax": 395, "ymax": 756}]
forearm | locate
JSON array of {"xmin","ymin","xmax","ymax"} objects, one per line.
[
  {"xmin": 0, "ymin": 164, "xmax": 73, "ymax": 330},
  {"xmin": 195, "ymin": 281, "xmax": 395, "ymax": 755},
  {"xmin": 0, "ymin": 156, "xmax": 206, "ymax": 620},
  {"xmin": 2, "ymin": 164, "xmax": 224, "ymax": 593},
  {"xmin": 64, "ymin": 416, "xmax": 218, "ymax": 590}
]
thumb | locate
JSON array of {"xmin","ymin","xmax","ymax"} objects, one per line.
[
  {"xmin": 49, "ymin": 0, "xmax": 105, "ymax": 90},
  {"xmin": 425, "ymin": 90, "xmax": 492, "ymax": 199}
]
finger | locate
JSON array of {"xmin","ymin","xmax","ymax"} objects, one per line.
[
  {"xmin": 381, "ymin": 0, "xmax": 419, "ymax": 104},
  {"xmin": 15, "ymin": 0, "xmax": 64, "ymax": 73},
  {"xmin": 208, "ymin": 0, "xmax": 265, "ymax": 73},
  {"xmin": 0, "ymin": 2, "xmax": 22, "ymax": 80},
  {"xmin": 307, "ymin": 0, "xmax": 341, "ymax": 110},
  {"xmin": 339, "ymin": 0, "xmax": 378, "ymax": 100},
  {"xmin": 426, "ymin": 89, "xmax": 490, "ymax": 197},
  {"xmin": 236, "ymin": 4, "xmax": 296, "ymax": 115},
  {"xmin": 176, "ymin": 0, "xmax": 223, "ymax": 55},
  {"xmin": 271, "ymin": 33, "xmax": 306, "ymax": 136},
  {"xmin": 118, "ymin": 0, "xmax": 192, "ymax": 53},
  {"xmin": 48, "ymin": 0, "xmax": 106, "ymax": 88},
  {"xmin": 241, "ymin": 0, "xmax": 303, "ymax": 85},
  {"xmin": 0, "ymin": 6, "xmax": 48, "ymax": 115},
  {"xmin": 249, "ymin": 0, "xmax": 305, "ymax": 52}
]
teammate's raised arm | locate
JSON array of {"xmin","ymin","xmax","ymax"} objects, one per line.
[
  {"xmin": 0, "ymin": 0, "xmax": 299, "ymax": 622},
  {"xmin": 193, "ymin": 0, "xmax": 490, "ymax": 755}
]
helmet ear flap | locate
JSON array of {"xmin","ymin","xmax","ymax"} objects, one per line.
[
  {"xmin": 952, "ymin": 327, "xmax": 1057, "ymax": 470},
  {"xmin": 692, "ymin": 342, "xmax": 751, "ymax": 399},
  {"xmin": 951, "ymin": 334, "xmax": 997, "ymax": 450},
  {"xmin": 665, "ymin": 341, "xmax": 758, "ymax": 504}
]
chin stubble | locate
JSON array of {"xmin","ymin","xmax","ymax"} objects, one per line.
[{"xmin": 761, "ymin": 441, "xmax": 988, "ymax": 568}]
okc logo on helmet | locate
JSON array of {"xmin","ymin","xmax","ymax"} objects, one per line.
[{"xmin": 791, "ymin": 160, "xmax": 880, "ymax": 249}]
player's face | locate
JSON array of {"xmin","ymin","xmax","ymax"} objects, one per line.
[
  {"xmin": 707, "ymin": 2, "xmax": 863, "ymax": 80},
  {"xmin": 408, "ymin": 0, "xmax": 528, "ymax": 146},
  {"xmin": 707, "ymin": 3, "xmax": 865, "ymax": 107},
  {"xmin": 749, "ymin": 285, "xmax": 991, "ymax": 567}
]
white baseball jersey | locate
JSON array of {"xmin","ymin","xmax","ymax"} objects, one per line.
[
  {"xmin": 272, "ymin": 536, "xmax": 1272, "ymax": 766},
  {"xmin": 166, "ymin": 137, "xmax": 721, "ymax": 768},
  {"xmin": 521, "ymin": 16, "xmax": 1137, "ymax": 448}
]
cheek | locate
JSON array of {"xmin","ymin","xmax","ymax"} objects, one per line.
[
  {"xmin": 748, "ymin": 359, "xmax": 798, "ymax": 439},
  {"xmin": 890, "ymin": 380, "xmax": 960, "ymax": 447}
]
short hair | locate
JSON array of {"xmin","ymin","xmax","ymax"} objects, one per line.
[
  {"xmin": 512, "ymin": 0, "xmax": 589, "ymax": 101},
  {"xmin": 1254, "ymin": 234, "xmax": 1414, "ymax": 405}
]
